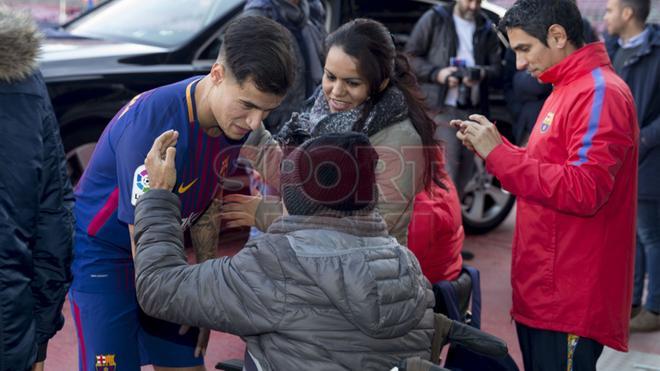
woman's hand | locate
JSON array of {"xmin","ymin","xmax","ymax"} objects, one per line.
[
  {"xmin": 144, "ymin": 130, "xmax": 179, "ymax": 190},
  {"xmin": 220, "ymin": 194, "xmax": 262, "ymax": 228}
]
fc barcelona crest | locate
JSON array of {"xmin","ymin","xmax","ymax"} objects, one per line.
[
  {"xmin": 95, "ymin": 354, "xmax": 116, "ymax": 371},
  {"xmin": 540, "ymin": 112, "xmax": 555, "ymax": 133}
]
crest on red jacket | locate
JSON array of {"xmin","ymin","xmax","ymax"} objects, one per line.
[{"xmin": 540, "ymin": 112, "xmax": 555, "ymax": 133}]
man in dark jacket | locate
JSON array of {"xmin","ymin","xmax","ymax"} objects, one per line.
[
  {"xmin": 604, "ymin": 0, "xmax": 660, "ymax": 332},
  {"xmin": 242, "ymin": 0, "xmax": 326, "ymax": 133},
  {"xmin": 133, "ymin": 131, "xmax": 435, "ymax": 370},
  {"xmin": 405, "ymin": 0, "xmax": 501, "ymax": 190},
  {"xmin": 0, "ymin": 6, "xmax": 74, "ymax": 371}
]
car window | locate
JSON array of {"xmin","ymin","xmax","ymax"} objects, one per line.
[
  {"xmin": 196, "ymin": 11, "xmax": 244, "ymax": 62},
  {"xmin": 198, "ymin": 37, "xmax": 223, "ymax": 61},
  {"xmin": 66, "ymin": 0, "xmax": 243, "ymax": 47},
  {"xmin": 342, "ymin": 0, "xmax": 433, "ymax": 42}
]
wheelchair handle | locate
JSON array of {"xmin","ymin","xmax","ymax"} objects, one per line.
[{"xmin": 447, "ymin": 321, "xmax": 509, "ymax": 357}]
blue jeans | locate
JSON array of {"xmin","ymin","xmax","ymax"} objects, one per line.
[{"xmin": 633, "ymin": 199, "xmax": 660, "ymax": 312}]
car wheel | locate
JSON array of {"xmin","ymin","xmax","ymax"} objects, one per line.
[
  {"xmin": 461, "ymin": 157, "xmax": 515, "ymax": 235},
  {"xmin": 62, "ymin": 123, "xmax": 105, "ymax": 186}
]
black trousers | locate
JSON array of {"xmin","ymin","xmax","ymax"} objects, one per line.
[{"xmin": 516, "ymin": 322, "xmax": 604, "ymax": 371}]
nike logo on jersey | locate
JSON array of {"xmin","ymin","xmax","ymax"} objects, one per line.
[{"xmin": 178, "ymin": 178, "xmax": 198, "ymax": 194}]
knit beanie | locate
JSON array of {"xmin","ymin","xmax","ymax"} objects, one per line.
[{"xmin": 281, "ymin": 132, "xmax": 379, "ymax": 216}]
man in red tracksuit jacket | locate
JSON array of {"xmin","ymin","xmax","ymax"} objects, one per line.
[{"xmin": 453, "ymin": 0, "xmax": 638, "ymax": 369}]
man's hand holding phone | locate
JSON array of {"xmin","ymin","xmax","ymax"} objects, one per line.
[{"xmin": 450, "ymin": 114, "xmax": 503, "ymax": 159}]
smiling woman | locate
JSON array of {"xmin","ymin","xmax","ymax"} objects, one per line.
[
  {"xmin": 322, "ymin": 46, "xmax": 370, "ymax": 112},
  {"xmin": 227, "ymin": 18, "xmax": 446, "ymax": 247},
  {"xmin": 65, "ymin": 0, "xmax": 242, "ymax": 47}
]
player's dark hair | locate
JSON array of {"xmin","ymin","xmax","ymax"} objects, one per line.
[{"xmin": 220, "ymin": 16, "xmax": 295, "ymax": 96}]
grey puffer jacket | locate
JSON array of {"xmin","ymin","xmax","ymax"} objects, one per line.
[{"xmin": 134, "ymin": 190, "xmax": 435, "ymax": 371}]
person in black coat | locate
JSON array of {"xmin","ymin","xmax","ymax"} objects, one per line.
[
  {"xmin": 604, "ymin": 0, "xmax": 660, "ymax": 332},
  {"xmin": 0, "ymin": 7, "xmax": 74, "ymax": 371}
]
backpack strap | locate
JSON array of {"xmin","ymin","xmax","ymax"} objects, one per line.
[
  {"xmin": 435, "ymin": 280, "xmax": 462, "ymax": 321},
  {"xmin": 463, "ymin": 265, "xmax": 482, "ymax": 329},
  {"xmin": 433, "ymin": 265, "xmax": 482, "ymax": 328}
]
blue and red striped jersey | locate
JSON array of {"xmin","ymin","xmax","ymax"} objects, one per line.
[{"xmin": 72, "ymin": 76, "xmax": 246, "ymax": 292}]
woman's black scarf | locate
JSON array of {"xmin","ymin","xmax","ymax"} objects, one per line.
[{"xmin": 277, "ymin": 85, "xmax": 408, "ymax": 147}]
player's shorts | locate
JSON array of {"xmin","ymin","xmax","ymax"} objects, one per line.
[{"xmin": 69, "ymin": 289, "xmax": 203, "ymax": 371}]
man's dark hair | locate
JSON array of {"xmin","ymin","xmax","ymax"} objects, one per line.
[
  {"xmin": 220, "ymin": 16, "xmax": 295, "ymax": 96},
  {"xmin": 621, "ymin": 0, "xmax": 651, "ymax": 23},
  {"xmin": 499, "ymin": 0, "xmax": 585, "ymax": 48}
]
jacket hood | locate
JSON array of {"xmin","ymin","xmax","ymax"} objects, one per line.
[
  {"xmin": 270, "ymin": 214, "xmax": 434, "ymax": 339},
  {"xmin": 0, "ymin": 6, "xmax": 41, "ymax": 82}
]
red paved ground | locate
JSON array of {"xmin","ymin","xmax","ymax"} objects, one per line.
[{"xmin": 46, "ymin": 210, "xmax": 660, "ymax": 370}]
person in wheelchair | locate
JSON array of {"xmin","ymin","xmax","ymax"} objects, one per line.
[{"xmin": 132, "ymin": 131, "xmax": 436, "ymax": 370}]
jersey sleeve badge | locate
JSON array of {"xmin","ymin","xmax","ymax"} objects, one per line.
[{"xmin": 131, "ymin": 165, "xmax": 150, "ymax": 206}]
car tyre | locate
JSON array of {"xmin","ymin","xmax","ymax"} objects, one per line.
[{"xmin": 461, "ymin": 156, "xmax": 515, "ymax": 235}]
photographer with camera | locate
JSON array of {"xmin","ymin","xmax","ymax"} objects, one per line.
[{"xmin": 405, "ymin": 0, "xmax": 501, "ymax": 189}]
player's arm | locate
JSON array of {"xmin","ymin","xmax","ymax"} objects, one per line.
[
  {"xmin": 241, "ymin": 123, "xmax": 282, "ymax": 190},
  {"xmin": 190, "ymin": 200, "xmax": 220, "ymax": 263},
  {"xmin": 124, "ymin": 129, "xmax": 180, "ymax": 259}
]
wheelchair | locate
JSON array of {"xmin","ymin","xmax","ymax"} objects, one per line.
[{"xmin": 216, "ymin": 265, "xmax": 514, "ymax": 371}]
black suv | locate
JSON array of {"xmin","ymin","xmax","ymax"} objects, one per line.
[{"xmin": 40, "ymin": 0, "xmax": 514, "ymax": 234}]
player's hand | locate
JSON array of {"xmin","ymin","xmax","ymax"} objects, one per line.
[
  {"xmin": 145, "ymin": 130, "xmax": 178, "ymax": 190},
  {"xmin": 220, "ymin": 194, "xmax": 261, "ymax": 228},
  {"xmin": 178, "ymin": 325, "xmax": 210, "ymax": 357},
  {"xmin": 195, "ymin": 328, "xmax": 210, "ymax": 358}
]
